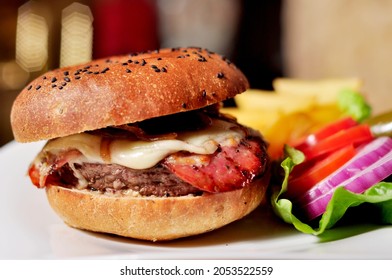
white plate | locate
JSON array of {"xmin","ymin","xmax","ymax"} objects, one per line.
[{"xmin": 1, "ymin": 140, "xmax": 391, "ymax": 260}]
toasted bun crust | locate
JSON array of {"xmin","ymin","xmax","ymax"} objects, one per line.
[
  {"xmin": 45, "ymin": 174, "xmax": 269, "ymax": 241},
  {"xmin": 11, "ymin": 47, "xmax": 249, "ymax": 143}
]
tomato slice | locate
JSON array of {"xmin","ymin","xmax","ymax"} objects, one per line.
[
  {"xmin": 292, "ymin": 117, "xmax": 358, "ymax": 150},
  {"xmin": 286, "ymin": 144, "xmax": 357, "ymax": 199},
  {"xmin": 300, "ymin": 124, "xmax": 373, "ymax": 160}
]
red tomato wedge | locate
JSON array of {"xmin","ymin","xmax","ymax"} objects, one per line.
[
  {"xmin": 285, "ymin": 117, "xmax": 375, "ymax": 201},
  {"xmin": 287, "ymin": 144, "xmax": 357, "ymax": 199},
  {"xmin": 292, "ymin": 117, "xmax": 358, "ymax": 151},
  {"xmin": 300, "ymin": 124, "xmax": 373, "ymax": 160}
]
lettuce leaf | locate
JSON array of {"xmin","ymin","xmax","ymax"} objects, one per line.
[
  {"xmin": 270, "ymin": 147, "xmax": 392, "ymax": 235},
  {"xmin": 338, "ymin": 88, "xmax": 372, "ymax": 122}
]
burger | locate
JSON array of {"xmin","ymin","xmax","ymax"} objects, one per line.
[{"xmin": 10, "ymin": 47, "xmax": 270, "ymax": 241}]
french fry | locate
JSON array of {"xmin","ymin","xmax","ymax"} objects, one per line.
[
  {"xmin": 306, "ymin": 104, "xmax": 345, "ymax": 130},
  {"xmin": 226, "ymin": 77, "xmax": 365, "ymax": 160},
  {"xmin": 273, "ymin": 78, "xmax": 362, "ymax": 105},
  {"xmin": 220, "ymin": 107, "xmax": 281, "ymax": 134},
  {"xmin": 264, "ymin": 106, "xmax": 344, "ymax": 159},
  {"xmin": 235, "ymin": 89, "xmax": 316, "ymax": 114},
  {"xmin": 264, "ymin": 112, "xmax": 316, "ymax": 159}
]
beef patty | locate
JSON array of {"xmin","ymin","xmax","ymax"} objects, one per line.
[{"xmin": 55, "ymin": 162, "xmax": 202, "ymax": 197}]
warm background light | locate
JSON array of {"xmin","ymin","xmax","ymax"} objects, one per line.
[
  {"xmin": 60, "ymin": 2, "xmax": 93, "ymax": 67},
  {"xmin": 15, "ymin": 1, "xmax": 48, "ymax": 72},
  {"xmin": 0, "ymin": 61, "xmax": 29, "ymax": 90},
  {"xmin": 0, "ymin": 0, "xmax": 390, "ymax": 147}
]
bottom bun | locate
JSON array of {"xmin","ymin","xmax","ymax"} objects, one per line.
[{"xmin": 45, "ymin": 174, "xmax": 270, "ymax": 241}]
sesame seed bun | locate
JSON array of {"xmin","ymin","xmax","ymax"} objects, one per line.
[
  {"xmin": 10, "ymin": 47, "xmax": 249, "ymax": 143},
  {"xmin": 12, "ymin": 47, "xmax": 270, "ymax": 242}
]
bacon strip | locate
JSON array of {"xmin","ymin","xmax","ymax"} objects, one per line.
[
  {"xmin": 29, "ymin": 149, "xmax": 82, "ymax": 188},
  {"xmin": 163, "ymin": 137, "xmax": 268, "ymax": 193}
]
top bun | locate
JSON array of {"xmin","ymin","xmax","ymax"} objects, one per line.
[{"xmin": 11, "ymin": 47, "xmax": 249, "ymax": 143}]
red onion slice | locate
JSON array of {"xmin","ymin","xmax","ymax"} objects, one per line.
[{"xmin": 296, "ymin": 137, "xmax": 392, "ymax": 220}]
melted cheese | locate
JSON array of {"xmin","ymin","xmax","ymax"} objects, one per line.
[{"xmin": 42, "ymin": 119, "xmax": 245, "ymax": 169}]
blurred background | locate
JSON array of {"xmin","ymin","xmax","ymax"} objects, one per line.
[{"xmin": 0, "ymin": 0, "xmax": 390, "ymax": 147}]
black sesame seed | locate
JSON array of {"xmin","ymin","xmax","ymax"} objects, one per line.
[
  {"xmin": 141, "ymin": 59, "xmax": 146, "ymax": 66},
  {"xmin": 151, "ymin": 65, "xmax": 158, "ymax": 69},
  {"xmin": 27, "ymin": 85, "xmax": 32, "ymax": 90},
  {"xmin": 51, "ymin": 84, "xmax": 57, "ymax": 88},
  {"xmin": 134, "ymin": 60, "xmax": 139, "ymax": 64},
  {"xmin": 82, "ymin": 69, "xmax": 88, "ymax": 72},
  {"xmin": 222, "ymin": 56, "xmax": 232, "ymax": 65},
  {"xmin": 87, "ymin": 71, "xmax": 93, "ymax": 74},
  {"xmin": 84, "ymin": 65, "xmax": 91, "ymax": 69},
  {"xmin": 216, "ymin": 72, "xmax": 224, "ymax": 79},
  {"xmin": 43, "ymin": 76, "xmax": 47, "ymax": 80},
  {"xmin": 101, "ymin": 67, "xmax": 109, "ymax": 73},
  {"xmin": 64, "ymin": 77, "xmax": 71, "ymax": 82},
  {"xmin": 197, "ymin": 56, "xmax": 207, "ymax": 62},
  {"xmin": 157, "ymin": 57, "xmax": 162, "ymax": 61},
  {"xmin": 201, "ymin": 90, "xmax": 207, "ymax": 97},
  {"xmin": 122, "ymin": 62, "xmax": 128, "ymax": 66},
  {"xmin": 154, "ymin": 68, "xmax": 161, "ymax": 73},
  {"xmin": 182, "ymin": 103, "xmax": 187, "ymax": 109},
  {"xmin": 126, "ymin": 69, "xmax": 132, "ymax": 73},
  {"xmin": 51, "ymin": 77, "xmax": 57, "ymax": 83},
  {"xmin": 61, "ymin": 82, "xmax": 67, "ymax": 86},
  {"xmin": 75, "ymin": 76, "xmax": 81, "ymax": 80},
  {"xmin": 105, "ymin": 59, "xmax": 112, "ymax": 63},
  {"xmin": 161, "ymin": 67, "xmax": 167, "ymax": 72},
  {"xmin": 127, "ymin": 59, "xmax": 133, "ymax": 63},
  {"xmin": 35, "ymin": 85, "xmax": 41, "ymax": 90},
  {"xmin": 64, "ymin": 71, "xmax": 69, "ymax": 76},
  {"xmin": 59, "ymin": 86, "xmax": 63, "ymax": 90},
  {"xmin": 93, "ymin": 71, "xmax": 99, "ymax": 74}
]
